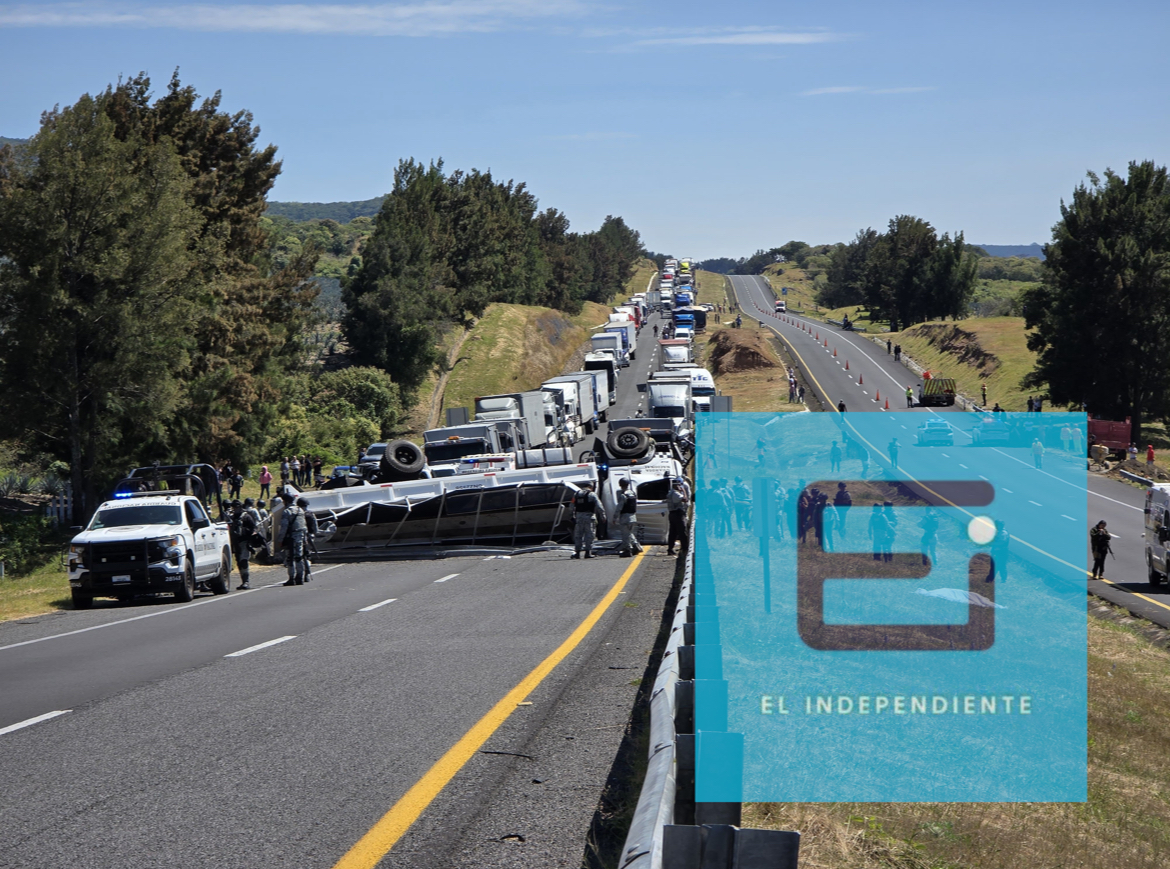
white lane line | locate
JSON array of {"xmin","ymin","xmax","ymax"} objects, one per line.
[
  {"xmin": 1062, "ymin": 515, "xmax": 1076, "ymax": 521},
  {"xmin": 1110, "ymin": 533, "xmax": 1121, "ymax": 539},
  {"xmin": 989, "ymin": 445, "xmax": 1143, "ymax": 512},
  {"xmin": 1028, "ymin": 500, "xmax": 1043, "ymax": 507},
  {"xmin": 959, "ymin": 463, "xmax": 969, "ymax": 469},
  {"xmin": 1003, "ymin": 488, "xmax": 1014, "ymax": 493},
  {"xmin": 941, "ymin": 453, "xmax": 950, "ymax": 458},
  {"xmin": 359, "ymin": 598, "xmax": 398, "ymax": 612},
  {"xmin": 310, "ymin": 565, "xmax": 344, "ymax": 576},
  {"xmin": 0, "ymin": 576, "xmax": 298, "ymax": 654},
  {"xmin": 435, "ymin": 573, "xmax": 460, "ymax": 582},
  {"xmin": 900, "ymin": 425, "xmax": 907, "ymax": 429},
  {"xmin": 0, "ymin": 710, "xmax": 71, "ymax": 736},
  {"xmin": 979, "ymin": 475, "xmax": 989, "ymax": 480},
  {"xmin": 225, "ymin": 635, "xmax": 296, "ymax": 658}
]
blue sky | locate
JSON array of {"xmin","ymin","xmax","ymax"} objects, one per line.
[{"xmin": 1, "ymin": 1, "xmax": 1167, "ymax": 258}]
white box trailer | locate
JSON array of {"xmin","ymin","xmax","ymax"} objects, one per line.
[
  {"xmin": 605, "ymin": 318, "xmax": 637, "ymax": 361},
  {"xmin": 583, "ymin": 352, "xmax": 618, "ymax": 414},
  {"xmin": 591, "ymin": 331, "xmax": 627, "ymax": 367},
  {"xmin": 545, "ymin": 373, "xmax": 600, "ymax": 437},
  {"xmin": 473, "ymin": 391, "xmax": 552, "ymax": 448}
]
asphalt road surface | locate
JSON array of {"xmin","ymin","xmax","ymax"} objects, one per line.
[
  {"xmin": 0, "ymin": 313, "xmax": 677, "ymax": 869},
  {"xmin": 728, "ymin": 273, "xmax": 1170, "ymax": 626}
]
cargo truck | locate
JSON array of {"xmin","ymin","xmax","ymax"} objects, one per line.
[
  {"xmin": 473, "ymin": 391, "xmax": 552, "ymax": 448},
  {"xmin": 583, "ymin": 352, "xmax": 619, "ymax": 411},
  {"xmin": 591, "ymin": 331, "xmax": 627, "ymax": 367},
  {"xmin": 543, "ymin": 374, "xmax": 601, "ymax": 442},
  {"xmin": 647, "ymin": 375, "xmax": 693, "ymax": 436},
  {"xmin": 605, "ymin": 318, "xmax": 638, "ymax": 361},
  {"xmin": 658, "ymin": 338, "xmax": 693, "ymax": 367}
]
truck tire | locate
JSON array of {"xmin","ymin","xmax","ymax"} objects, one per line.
[
  {"xmin": 175, "ymin": 560, "xmax": 195, "ymax": 603},
  {"xmin": 608, "ymin": 426, "xmax": 651, "ymax": 459},
  {"xmin": 1150, "ymin": 559, "xmax": 1163, "ymax": 586},
  {"xmin": 380, "ymin": 439, "xmax": 425, "ymax": 480},
  {"xmin": 71, "ymin": 590, "xmax": 93, "ymax": 610},
  {"xmin": 209, "ymin": 549, "xmax": 231, "ymax": 595}
]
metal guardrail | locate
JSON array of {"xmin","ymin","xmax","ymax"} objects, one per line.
[{"xmin": 619, "ymin": 525, "xmax": 801, "ymax": 869}]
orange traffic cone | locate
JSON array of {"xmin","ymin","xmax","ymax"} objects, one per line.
[
  {"xmin": 815, "ymin": 332, "xmax": 819, "ymax": 340},
  {"xmin": 823, "ymin": 338, "xmax": 828, "ymax": 347},
  {"xmin": 833, "ymin": 347, "xmax": 838, "ymax": 357},
  {"xmin": 859, "ymin": 373, "xmax": 863, "ymax": 384},
  {"xmin": 845, "ymin": 359, "xmax": 849, "ymax": 370},
  {"xmin": 885, "ymin": 398, "xmax": 890, "ymax": 410},
  {"xmin": 875, "ymin": 389, "xmax": 880, "ymax": 402}
]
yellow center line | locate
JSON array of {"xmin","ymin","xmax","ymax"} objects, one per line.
[
  {"xmin": 1096, "ymin": 578, "xmax": 1170, "ymax": 612},
  {"xmin": 331, "ymin": 550, "xmax": 648, "ymax": 869}
]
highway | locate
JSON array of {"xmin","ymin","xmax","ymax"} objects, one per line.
[
  {"xmin": 728, "ymin": 273, "xmax": 1170, "ymax": 625},
  {"xmin": 0, "ymin": 312, "xmax": 676, "ymax": 869}
]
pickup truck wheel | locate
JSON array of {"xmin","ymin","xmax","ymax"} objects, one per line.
[
  {"xmin": 1150, "ymin": 559, "xmax": 1162, "ymax": 586},
  {"xmin": 380, "ymin": 439, "xmax": 425, "ymax": 479},
  {"xmin": 175, "ymin": 560, "xmax": 195, "ymax": 603},
  {"xmin": 209, "ymin": 549, "xmax": 231, "ymax": 595},
  {"xmin": 608, "ymin": 426, "xmax": 651, "ymax": 459},
  {"xmin": 71, "ymin": 590, "xmax": 93, "ymax": 610}
]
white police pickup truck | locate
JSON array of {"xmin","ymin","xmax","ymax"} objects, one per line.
[{"xmin": 67, "ymin": 492, "xmax": 233, "ymax": 609}]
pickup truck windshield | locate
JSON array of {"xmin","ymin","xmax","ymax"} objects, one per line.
[
  {"xmin": 425, "ymin": 442, "xmax": 489, "ymax": 463},
  {"xmin": 90, "ymin": 505, "xmax": 183, "ymax": 529}
]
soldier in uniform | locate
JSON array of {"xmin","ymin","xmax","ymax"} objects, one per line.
[
  {"xmin": 296, "ymin": 497, "xmax": 319, "ymax": 582},
  {"xmin": 666, "ymin": 479, "xmax": 689, "ymax": 556},
  {"xmin": 571, "ymin": 482, "xmax": 605, "ymax": 559},
  {"xmin": 279, "ymin": 492, "xmax": 308, "ymax": 585},
  {"xmin": 616, "ymin": 478, "xmax": 641, "ymax": 557},
  {"xmin": 230, "ymin": 499, "xmax": 258, "ymax": 590}
]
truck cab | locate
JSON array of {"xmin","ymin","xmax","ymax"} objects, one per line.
[
  {"xmin": 68, "ymin": 492, "xmax": 233, "ymax": 609},
  {"xmin": 1146, "ymin": 485, "xmax": 1170, "ymax": 585}
]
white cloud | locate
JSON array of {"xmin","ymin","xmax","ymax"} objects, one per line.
[
  {"xmin": 801, "ymin": 85, "xmax": 937, "ymax": 96},
  {"xmin": 634, "ymin": 27, "xmax": 841, "ymax": 47},
  {"xmin": 0, "ymin": 1, "xmax": 587, "ymax": 36}
]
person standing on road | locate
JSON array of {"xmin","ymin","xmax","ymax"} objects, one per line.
[
  {"xmin": 905, "ymin": 386, "xmax": 914, "ymax": 408},
  {"xmin": 279, "ymin": 492, "xmax": 309, "ymax": 586},
  {"xmin": 653, "ymin": 324, "xmax": 659, "ymax": 338},
  {"xmin": 1032, "ymin": 437, "xmax": 1045, "ymax": 469},
  {"xmin": 297, "ymin": 497, "xmax": 318, "ymax": 581},
  {"xmin": 894, "ymin": 344, "xmax": 902, "ymax": 362},
  {"xmin": 837, "ymin": 400, "xmax": 847, "ymax": 413},
  {"xmin": 886, "ymin": 339, "xmax": 892, "ymax": 355},
  {"xmin": 888, "ymin": 437, "xmax": 900, "ymax": 470},
  {"xmin": 666, "ymin": 479, "xmax": 689, "ymax": 556},
  {"xmin": 989, "ymin": 519, "xmax": 1010, "ymax": 582},
  {"xmin": 229, "ymin": 500, "xmax": 254, "ymax": 590},
  {"xmin": 833, "ymin": 482, "xmax": 852, "ymax": 536},
  {"xmin": 571, "ymin": 482, "xmax": 605, "ymax": 559},
  {"xmin": 830, "ymin": 440, "xmax": 842, "ymax": 473},
  {"xmin": 1148, "ymin": 444, "xmax": 1157, "ymax": 470},
  {"xmin": 920, "ymin": 507, "xmax": 939, "ymax": 567},
  {"xmin": 258, "ymin": 465, "xmax": 272, "ymax": 500},
  {"xmin": 733, "ymin": 476, "xmax": 752, "ymax": 530},
  {"xmin": 616, "ymin": 478, "xmax": 640, "ymax": 557},
  {"xmin": 1090, "ymin": 520, "xmax": 1112, "ymax": 579}
]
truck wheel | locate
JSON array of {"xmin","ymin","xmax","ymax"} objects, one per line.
[
  {"xmin": 175, "ymin": 560, "xmax": 195, "ymax": 603},
  {"xmin": 1150, "ymin": 560, "xmax": 1163, "ymax": 586},
  {"xmin": 380, "ymin": 439, "xmax": 425, "ymax": 479},
  {"xmin": 209, "ymin": 549, "xmax": 231, "ymax": 595},
  {"xmin": 608, "ymin": 426, "xmax": 651, "ymax": 459},
  {"xmin": 71, "ymin": 590, "xmax": 93, "ymax": 610}
]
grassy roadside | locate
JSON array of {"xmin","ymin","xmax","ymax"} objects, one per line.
[
  {"xmin": 0, "ymin": 560, "xmax": 70, "ymax": 621},
  {"xmin": 745, "ymin": 611, "xmax": 1170, "ymax": 869},
  {"xmin": 882, "ymin": 317, "xmax": 1036, "ymax": 411}
]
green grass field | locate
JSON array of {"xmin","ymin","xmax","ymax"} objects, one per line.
[
  {"xmin": 746, "ymin": 613, "xmax": 1170, "ymax": 869},
  {"xmin": 882, "ymin": 316, "xmax": 1036, "ymax": 411}
]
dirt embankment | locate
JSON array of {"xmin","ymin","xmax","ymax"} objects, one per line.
[
  {"xmin": 706, "ymin": 329, "xmax": 780, "ymax": 376},
  {"xmin": 908, "ymin": 323, "xmax": 1001, "ymax": 375}
]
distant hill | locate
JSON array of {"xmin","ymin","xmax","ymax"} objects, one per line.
[
  {"xmin": 975, "ymin": 243, "xmax": 1045, "ymax": 260},
  {"xmin": 266, "ymin": 196, "xmax": 385, "ymax": 222},
  {"xmin": 0, "ymin": 136, "xmax": 28, "ymax": 150}
]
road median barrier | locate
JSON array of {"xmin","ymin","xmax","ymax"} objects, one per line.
[{"xmin": 619, "ymin": 522, "xmax": 802, "ymax": 869}]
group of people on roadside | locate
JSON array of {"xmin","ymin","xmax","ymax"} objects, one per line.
[{"xmin": 280, "ymin": 455, "xmax": 324, "ymax": 488}]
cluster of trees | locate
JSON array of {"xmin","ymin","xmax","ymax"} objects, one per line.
[
  {"xmin": 343, "ymin": 158, "xmax": 643, "ymax": 392},
  {"xmin": 265, "ymin": 196, "xmax": 386, "ymax": 223},
  {"xmin": 818, "ymin": 217, "xmax": 978, "ymax": 329},
  {"xmin": 0, "ymin": 74, "xmax": 323, "ymax": 517},
  {"xmin": 263, "ymin": 214, "xmax": 373, "ymax": 278},
  {"xmin": 1024, "ymin": 161, "xmax": 1170, "ymax": 441}
]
